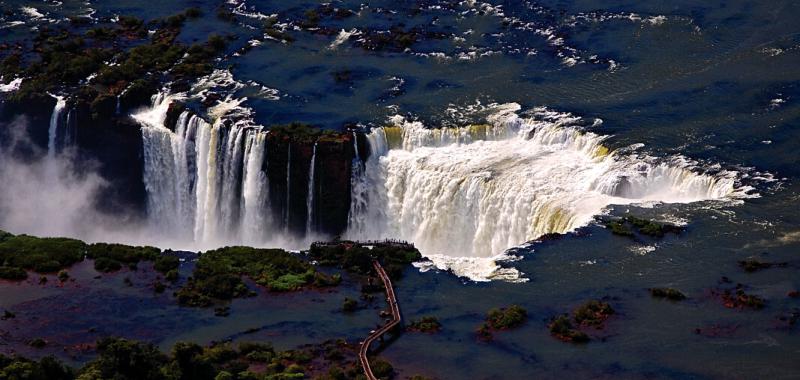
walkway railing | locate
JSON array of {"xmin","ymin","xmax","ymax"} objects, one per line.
[{"xmin": 358, "ymin": 260, "xmax": 401, "ymax": 380}]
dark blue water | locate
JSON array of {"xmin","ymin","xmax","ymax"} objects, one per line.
[{"xmin": 1, "ymin": 0, "xmax": 799, "ymax": 378}]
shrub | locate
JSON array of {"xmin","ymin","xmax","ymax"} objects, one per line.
[
  {"xmin": 408, "ymin": 316, "xmax": 442, "ymax": 333},
  {"xmin": 342, "ymin": 298, "xmax": 357, "ymax": 312},
  {"xmin": 650, "ymin": 287, "xmax": 686, "ymax": 301},
  {"xmin": 607, "ymin": 221, "xmax": 633, "ymax": 236},
  {"xmin": 0, "ymin": 266, "xmax": 27, "ymax": 280},
  {"xmin": 370, "ymin": 358, "xmax": 394, "ymax": 379},
  {"xmin": 165, "ymin": 269, "xmax": 179, "ymax": 282},
  {"xmin": 0, "ymin": 234, "xmax": 85, "ymax": 273},
  {"xmin": 573, "ymin": 300, "xmax": 615, "ymax": 327},
  {"xmin": 184, "ymin": 7, "xmax": 203, "ymax": 18},
  {"xmin": 87, "ymin": 243, "xmax": 160, "ymax": 265},
  {"xmin": 177, "ymin": 246, "xmax": 334, "ymax": 306},
  {"xmin": 28, "ymin": 338, "xmax": 47, "ymax": 348},
  {"xmin": 80, "ymin": 338, "xmax": 168, "ymax": 380},
  {"xmin": 154, "ymin": 256, "xmax": 180, "ymax": 273},
  {"xmin": 94, "ymin": 257, "xmax": 122, "ymax": 273},
  {"xmin": 486, "ymin": 305, "xmax": 527, "ymax": 330},
  {"xmin": 548, "ymin": 315, "xmax": 589, "ymax": 343}
]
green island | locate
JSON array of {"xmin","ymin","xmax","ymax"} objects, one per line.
[
  {"xmin": 0, "ymin": 230, "xmax": 174, "ymax": 280},
  {"xmin": 177, "ymin": 246, "xmax": 342, "ymax": 307},
  {"xmin": 0, "ymin": 337, "xmax": 371, "ymax": 380},
  {"xmin": 476, "ymin": 305, "xmax": 527, "ymax": 340},
  {"xmin": 649, "ymin": 288, "xmax": 687, "ymax": 301},
  {"xmin": 603, "ymin": 216, "xmax": 684, "ymax": 239},
  {"xmin": 717, "ymin": 284, "xmax": 766, "ymax": 310},
  {"xmin": 548, "ymin": 300, "xmax": 615, "ymax": 343},
  {"xmin": 309, "ymin": 241, "xmax": 422, "ymax": 279},
  {"xmin": 407, "ymin": 316, "xmax": 442, "ymax": 333}
]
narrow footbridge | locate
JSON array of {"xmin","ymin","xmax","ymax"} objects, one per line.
[{"xmin": 358, "ymin": 260, "xmax": 401, "ymax": 380}]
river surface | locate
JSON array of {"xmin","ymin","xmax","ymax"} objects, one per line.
[{"xmin": 1, "ymin": 0, "xmax": 799, "ymax": 378}]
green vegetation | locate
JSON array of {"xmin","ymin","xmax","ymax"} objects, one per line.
[
  {"xmin": 154, "ymin": 281, "xmax": 166, "ymax": 294},
  {"xmin": 0, "ymin": 355, "xmax": 73, "ymax": 380},
  {"xmin": 486, "ymin": 305, "xmax": 527, "ymax": 329},
  {"xmin": 154, "ymin": 255, "xmax": 180, "ymax": 273},
  {"xmin": 0, "ymin": 230, "xmax": 179, "ymax": 281},
  {"xmin": 603, "ymin": 216, "xmax": 683, "ymax": 238},
  {"xmin": 650, "ymin": 287, "xmax": 687, "ymax": 301},
  {"xmin": 309, "ymin": 241, "xmax": 422, "ymax": 280},
  {"xmin": 548, "ymin": 300, "xmax": 615, "ymax": 343},
  {"xmin": 573, "ymin": 300, "xmax": 615, "ymax": 327},
  {"xmin": 92, "ymin": 257, "xmax": 122, "ymax": 273},
  {"xmin": 407, "ymin": 316, "xmax": 442, "ymax": 333},
  {"xmin": 0, "ymin": 232, "xmax": 85, "ymax": 276},
  {"xmin": 171, "ymin": 35, "xmax": 229, "ymax": 79},
  {"xmin": 87, "ymin": 243, "xmax": 162, "ymax": 273},
  {"xmin": 4, "ymin": 9, "xmax": 226, "ymax": 121},
  {"xmin": 370, "ymin": 358, "xmax": 394, "ymax": 379},
  {"xmin": 548, "ymin": 315, "xmax": 590, "ymax": 343},
  {"xmin": 28, "ymin": 338, "xmax": 47, "ymax": 349},
  {"xmin": 342, "ymin": 297, "xmax": 358, "ymax": 312},
  {"xmin": 165, "ymin": 269, "xmax": 180, "ymax": 282},
  {"xmin": 738, "ymin": 259, "xmax": 787, "ymax": 273},
  {"xmin": 720, "ymin": 286, "xmax": 765, "ymax": 310},
  {"xmin": 177, "ymin": 246, "xmax": 340, "ymax": 307},
  {"xmin": 0, "ymin": 266, "xmax": 27, "ymax": 280},
  {"xmin": 625, "ymin": 216, "xmax": 682, "ymax": 237},
  {"xmin": 606, "ymin": 221, "xmax": 633, "ymax": 237},
  {"xmin": 477, "ymin": 305, "xmax": 527, "ymax": 341}
]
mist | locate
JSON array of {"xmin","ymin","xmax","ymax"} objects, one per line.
[
  {"xmin": 0, "ymin": 116, "xmax": 316, "ymax": 252},
  {"xmin": 0, "ymin": 116, "xmax": 150, "ymax": 245}
]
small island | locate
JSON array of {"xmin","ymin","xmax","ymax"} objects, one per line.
[{"xmin": 477, "ymin": 305, "xmax": 527, "ymax": 340}]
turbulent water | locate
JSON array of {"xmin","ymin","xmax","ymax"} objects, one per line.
[
  {"xmin": 134, "ymin": 92, "xmax": 281, "ymax": 248},
  {"xmin": 345, "ymin": 104, "xmax": 744, "ymax": 281},
  {"xmin": 47, "ymin": 94, "xmax": 66, "ymax": 157},
  {"xmin": 135, "ymin": 91, "xmax": 745, "ymax": 281}
]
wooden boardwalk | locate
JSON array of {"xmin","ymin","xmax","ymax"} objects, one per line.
[{"xmin": 358, "ymin": 260, "xmax": 401, "ymax": 380}]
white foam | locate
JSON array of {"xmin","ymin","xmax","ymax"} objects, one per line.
[
  {"xmin": 346, "ymin": 104, "xmax": 750, "ymax": 282},
  {"xmin": 329, "ymin": 28, "xmax": 359, "ymax": 50},
  {"xmin": 0, "ymin": 78, "xmax": 22, "ymax": 92}
]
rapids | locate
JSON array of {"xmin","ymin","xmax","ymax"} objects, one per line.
[{"xmin": 344, "ymin": 104, "xmax": 743, "ymax": 280}]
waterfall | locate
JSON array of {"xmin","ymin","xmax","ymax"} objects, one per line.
[
  {"xmin": 135, "ymin": 91, "xmax": 277, "ymax": 247},
  {"xmin": 63, "ymin": 109, "xmax": 75, "ymax": 147},
  {"xmin": 306, "ymin": 141, "xmax": 318, "ymax": 236},
  {"xmin": 345, "ymin": 104, "xmax": 742, "ymax": 280},
  {"xmin": 346, "ymin": 133, "xmax": 369, "ymax": 234},
  {"xmin": 47, "ymin": 94, "xmax": 66, "ymax": 157},
  {"xmin": 241, "ymin": 132, "xmax": 270, "ymax": 244},
  {"xmin": 284, "ymin": 144, "xmax": 291, "ymax": 233}
]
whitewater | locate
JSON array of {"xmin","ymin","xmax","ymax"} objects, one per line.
[
  {"xmin": 345, "ymin": 103, "xmax": 745, "ymax": 281},
  {"xmin": 129, "ymin": 85, "xmax": 745, "ymax": 282}
]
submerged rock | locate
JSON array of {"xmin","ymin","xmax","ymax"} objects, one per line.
[{"xmin": 650, "ymin": 288, "xmax": 687, "ymax": 301}]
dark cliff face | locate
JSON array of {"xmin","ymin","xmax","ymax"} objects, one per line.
[
  {"xmin": 73, "ymin": 101, "xmax": 147, "ymax": 216},
  {"xmin": 1, "ymin": 97, "xmax": 357, "ymax": 239},
  {"xmin": 314, "ymin": 135, "xmax": 354, "ymax": 237},
  {"xmin": 0, "ymin": 96, "xmax": 147, "ymax": 220},
  {"xmin": 0, "ymin": 95, "xmax": 55, "ymax": 157},
  {"xmin": 265, "ymin": 132, "xmax": 353, "ymax": 238}
]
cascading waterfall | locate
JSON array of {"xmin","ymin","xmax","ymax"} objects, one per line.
[
  {"xmin": 284, "ymin": 144, "xmax": 291, "ymax": 234},
  {"xmin": 345, "ymin": 104, "xmax": 743, "ymax": 281},
  {"xmin": 47, "ymin": 94, "xmax": 66, "ymax": 157},
  {"xmin": 306, "ymin": 140, "xmax": 318, "ymax": 236},
  {"xmin": 241, "ymin": 132, "xmax": 270, "ymax": 242},
  {"xmin": 135, "ymin": 92, "xmax": 275, "ymax": 248},
  {"xmin": 347, "ymin": 132, "xmax": 370, "ymax": 234},
  {"xmin": 63, "ymin": 109, "xmax": 75, "ymax": 147}
]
